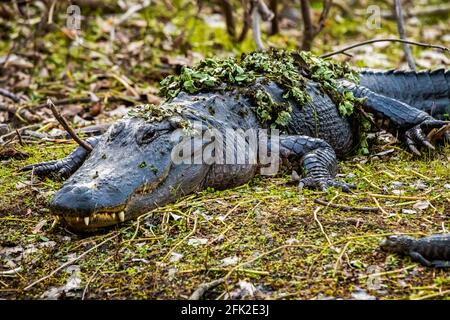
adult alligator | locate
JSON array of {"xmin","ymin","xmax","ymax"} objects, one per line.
[{"xmin": 22, "ymin": 50, "xmax": 450, "ymax": 231}]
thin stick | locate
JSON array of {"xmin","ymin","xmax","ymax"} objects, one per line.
[
  {"xmin": 371, "ymin": 196, "xmax": 388, "ymax": 215},
  {"xmin": 412, "ymin": 289, "xmax": 450, "ymax": 300},
  {"xmin": 300, "ymin": 0, "xmax": 314, "ymax": 51},
  {"xmin": 333, "ymin": 241, "xmax": 351, "ymax": 275},
  {"xmin": 220, "ymin": 0, "xmax": 236, "ymax": 37},
  {"xmin": 314, "ymin": 198, "xmax": 379, "ymax": 212},
  {"xmin": 24, "ymin": 233, "xmax": 119, "ymax": 291},
  {"xmin": 189, "ymin": 278, "xmax": 225, "ymax": 300},
  {"xmin": 47, "ymin": 98, "xmax": 93, "ymax": 152},
  {"xmin": 0, "ymin": 267, "xmax": 22, "ymax": 276},
  {"xmin": 0, "ymin": 88, "xmax": 21, "ymax": 103},
  {"xmin": 394, "ymin": 0, "xmax": 416, "ymax": 70},
  {"xmin": 320, "ymin": 38, "xmax": 449, "ymax": 58},
  {"xmin": 369, "ymin": 193, "xmax": 426, "ymax": 200},
  {"xmin": 15, "ymin": 129, "xmax": 24, "ymax": 146},
  {"xmin": 251, "ymin": 6, "xmax": 264, "ymax": 50},
  {"xmin": 313, "ymin": 207, "xmax": 333, "ymax": 247}
]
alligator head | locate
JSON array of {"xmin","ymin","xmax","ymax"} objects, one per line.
[
  {"xmin": 380, "ymin": 235, "xmax": 415, "ymax": 254},
  {"xmin": 50, "ymin": 110, "xmax": 210, "ymax": 231}
]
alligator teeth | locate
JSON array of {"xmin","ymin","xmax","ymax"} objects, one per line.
[
  {"xmin": 112, "ymin": 213, "xmax": 116, "ymax": 220},
  {"xmin": 84, "ymin": 217, "xmax": 90, "ymax": 226},
  {"xmin": 76, "ymin": 217, "xmax": 80, "ymax": 222},
  {"xmin": 118, "ymin": 211, "xmax": 125, "ymax": 222}
]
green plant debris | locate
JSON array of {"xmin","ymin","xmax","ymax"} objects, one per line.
[{"xmin": 159, "ymin": 49, "xmax": 365, "ymax": 128}]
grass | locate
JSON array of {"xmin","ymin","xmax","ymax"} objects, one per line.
[{"xmin": 0, "ymin": 139, "xmax": 449, "ymax": 299}]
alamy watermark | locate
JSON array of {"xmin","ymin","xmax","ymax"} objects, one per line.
[
  {"xmin": 66, "ymin": 5, "xmax": 82, "ymax": 31},
  {"xmin": 366, "ymin": 5, "xmax": 381, "ymax": 30},
  {"xmin": 170, "ymin": 122, "xmax": 281, "ymax": 176}
]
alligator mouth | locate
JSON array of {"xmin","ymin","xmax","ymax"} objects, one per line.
[
  {"xmin": 59, "ymin": 206, "xmax": 126, "ymax": 231},
  {"xmin": 54, "ymin": 164, "xmax": 172, "ymax": 231}
]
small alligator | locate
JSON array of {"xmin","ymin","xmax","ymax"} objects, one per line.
[
  {"xmin": 380, "ymin": 234, "xmax": 450, "ymax": 268},
  {"xmin": 22, "ymin": 50, "xmax": 450, "ymax": 231}
]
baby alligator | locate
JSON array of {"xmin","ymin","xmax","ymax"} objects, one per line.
[{"xmin": 380, "ymin": 234, "xmax": 450, "ymax": 268}]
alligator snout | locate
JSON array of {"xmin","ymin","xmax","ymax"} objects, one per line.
[
  {"xmin": 51, "ymin": 184, "xmax": 124, "ymax": 216},
  {"xmin": 50, "ymin": 117, "xmax": 177, "ymax": 231}
]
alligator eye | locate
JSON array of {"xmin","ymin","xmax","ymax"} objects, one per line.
[{"xmin": 137, "ymin": 127, "xmax": 157, "ymax": 145}]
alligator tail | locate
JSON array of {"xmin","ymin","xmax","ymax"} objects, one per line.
[{"xmin": 359, "ymin": 69, "xmax": 450, "ymax": 119}]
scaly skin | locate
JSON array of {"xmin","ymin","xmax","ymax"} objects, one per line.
[
  {"xmin": 380, "ymin": 234, "xmax": 450, "ymax": 268},
  {"xmin": 22, "ymin": 70, "xmax": 449, "ymax": 232}
]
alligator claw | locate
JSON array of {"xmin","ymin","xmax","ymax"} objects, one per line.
[
  {"xmin": 298, "ymin": 177, "xmax": 355, "ymax": 192},
  {"xmin": 404, "ymin": 118, "xmax": 448, "ymax": 155}
]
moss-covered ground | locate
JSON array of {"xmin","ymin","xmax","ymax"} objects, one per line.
[{"xmin": 0, "ymin": 1, "xmax": 449, "ymax": 299}]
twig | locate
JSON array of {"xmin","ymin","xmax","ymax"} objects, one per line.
[
  {"xmin": 220, "ymin": 0, "xmax": 236, "ymax": 37},
  {"xmin": 412, "ymin": 289, "xmax": 450, "ymax": 300},
  {"xmin": 320, "ymin": 38, "xmax": 450, "ymax": 58},
  {"xmin": 254, "ymin": 0, "xmax": 274, "ymax": 21},
  {"xmin": 0, "ymin": 103, "xmax": 39, "ymax": 123},
  {"xmin": 0, "ymin": 88, "xmax": 21, "ymax": 103},
  {"xmin": 313, "ymin": 207, "xmax": 333, "ymax": 246},
  {"xmin": 24, "ymin": 233, "xmax": 119, "ymax": 291},
  {"xmin": 115, "ymin": 0, "xmax": 151, "ymax": 25},
  {"xmin": 237, "ymin": 1, "xmax": 252, "ymax": 42},
  {"xmin": 333, "ymin": 241, "xmax": 351, "ymax": 275},
  {"xmin": 251, "ymin": 0, "xmax": 274, "ymax": 50},
  {"xmin": 269, "ymin": 0, "xmax": 279, "ymax": 35},
  {"xmin": 15, "ymin": 129, "xmax": 24, "ymax": 146},
  {"xmin": 300, "ymin": 0, "xmax": 314, "ymax": 51},
  {"xmin": 47, "ymin": 98, "xmax": 93, "ymax": 152},
  {"xmin": 314, "ymin": 198, "xmax": 379, "ymax": 212},
  {"xmin": 0, "ymin": 266, "xmax": 22, "ymax": 276},
  {"xmin": 369, "ymin": 193, "xmax": 426, "ymax": 200},
  {"xmin": 371, "ymin": 196, "xmax": 388, "ymax": 215},
  {"xmin": 47, "ymin": 0, "xmax": 57, "ymax": 24},
  {"xmin": 317, "ymin": 0, "xmax": 332, "ymax": 34},
  {"xmin": 189, "ymin": 278, "xmax": 225, "ymax": 300},
  {"xmin": 300, "ymin": 0, "xmax": 333, "ymax": 50},
  {"xmin": 394, "ymin": 0, "xmax": 416, "ymax": 70}
]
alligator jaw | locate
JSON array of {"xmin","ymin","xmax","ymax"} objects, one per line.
[{"xmin": 61, "ymin": 209, "xmax": 126, "ymax": 231}]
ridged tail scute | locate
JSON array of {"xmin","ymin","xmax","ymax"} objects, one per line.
[{"xmin": 359, "ymin": 69, "xmax": 450, "ymax": 119}]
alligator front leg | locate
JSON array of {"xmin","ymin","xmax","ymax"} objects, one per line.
[
  {"xmin": 280, "ymin": 135, "xmax": 353, "ymax": 191},
  {"xmin": 409, "ymin": 251, "xmax": 432, "ymax": 267},
  {"xmin": 340, "ymin": 80, "xmax": 448, "ymax": 155},
  {"xmin": 21, "ymin": 136, "xmax": 101, "ymax": 178}
]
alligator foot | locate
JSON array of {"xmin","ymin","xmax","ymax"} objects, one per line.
[
  {"xmin": 21, "ymin": 136, "xmax": 100, "ymax": 178},
  {"xmin": 298, "ymin": 176, "xmax": 354, "ymax": 192},
  {"xmin": 430, "ymin": 260, "xmax": 450, "ymax": 268},
  {"xmin": 404, "ymin": 118, "xmax": 448, "ymax": 155},
  {"xmin": 280, "ymin": 135, "xmax": 353, "ymax": 192}
]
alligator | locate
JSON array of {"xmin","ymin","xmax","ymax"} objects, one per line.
[
  {"xmin": 380, "ymin": 234, "xmax": 450, "ymax": 268},
  {"xmin": 22, "ymin": 50, "xmax": 450, "ymax": 232}
]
